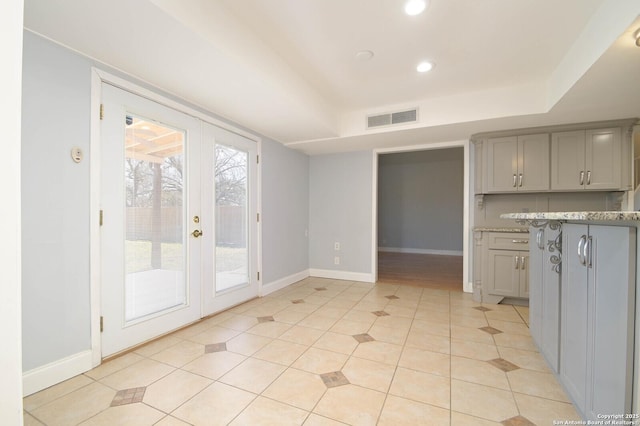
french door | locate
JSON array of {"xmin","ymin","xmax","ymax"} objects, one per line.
[
  {"xmin": 201, "ymin": 123, "xmax": 259, "ymax": 316},
  {"xmin": 100, "ymin": 83, "xmax": 258, "ymax": 357}
]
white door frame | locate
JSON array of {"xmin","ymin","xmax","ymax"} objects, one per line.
[
  {"xmin": 89, "ymin": 68, "xmax": 262, "ymax": 366},
  {"xmin": 371, "ymin": 140, "xmax": 471, "ymax": 292}
]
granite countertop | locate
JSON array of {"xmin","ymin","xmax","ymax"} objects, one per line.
[
  {"xmin": 473, "ymin": 227, "xmax": 529, "ymax": 233},
  {"xmin": 500, "ymin": 211, "xmax": 640, "ymax": 221}
]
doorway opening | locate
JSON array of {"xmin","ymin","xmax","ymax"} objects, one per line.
[{"xmin": 375, "ymin": 146, "xmax": 465, "ymax": 291}]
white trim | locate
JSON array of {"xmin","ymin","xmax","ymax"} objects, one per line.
[
  {"xmin": 89, "ymin": 71, "xmax": 102, "ymax": 368},
  {"xmin": 309, "ymin": 269, "xmax": 375, "ymax": 283},
  {"xmin": 378, "ymin": 247, "xmax": 463, "ymax": 256},
  {"xmin": 93, "ymin": 69, "xmax": 260, "ymax": 143},
  {"xmin": 372, "ymin": 140, "xmax": 471, "ymax": 292},
  {"xmin": 261, "ymin": 270, "xmax": 311, "ymax": 296},
  {"xmin": 22, "ymin": 350, "xmax": 93, "ymax": 397}
]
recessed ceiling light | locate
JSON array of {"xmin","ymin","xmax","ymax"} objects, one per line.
[
  {"xmin": 355, "ymin": 50, "xmax": 375, "ymax": 61},
  {"xmin": 405, "ymin": 0, "xmax": 428, "ymax": 16},
  {"xmin": 417, "ymin": 61, "xmax": 434, "ymax": 73}
]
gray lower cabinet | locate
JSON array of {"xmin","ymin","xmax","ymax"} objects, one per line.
[
  {"xmin": 528, "ymin": 225, "xmax": 561, "ymax": 373},
  {"xmin": 484, "ymin": 232, "xmax": 530, "ymax": 299},
  {"xmin": 561, "ymin": 223, "xmax": 635, "ymax": 420}
]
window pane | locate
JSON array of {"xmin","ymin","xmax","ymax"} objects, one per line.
[
  {"xmin": 124, "ymin": 116, "xmax": 186, "ymax": 321},
  {"xmin": 214, "ymin": 144, "xmax": 248, "ymax": 291}
]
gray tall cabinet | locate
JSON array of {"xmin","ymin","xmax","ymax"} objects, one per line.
[
  {"xmin": 528, "ymin": 224, "xmax": 561, "ymax": 373},
  {"xmin": 561, "ymin": 223, "xmax": 635, "ymax": 420}
]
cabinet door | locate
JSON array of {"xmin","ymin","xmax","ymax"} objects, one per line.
[
  {"xmin": 560, "ymin": 224, "xmax": 589, "ymax": 411},
  {"xmin": 518, "ymin": 252, "xmax": 529, "ymax": 297},
  {"xmin": 486, "ymin": 250, "xmax": 520, "ymax": 297},
  {"xmin": 585, "ymin": 225, "xmax": 635, "ymax": 419},
  {"xmin": 551, "ymin": 131, "xmax": 585, "ymax": 190},
  {"xmin": 517, "ymin": 134, "xmax": 549, "ymax": 191},
  {"xmin": 528, "ymin": 228, "xmax": 543, "ymax": 347},
  {"xmin": 584, "ymin": 128, "xmax": 621, "ymax": 190},
  {"xmin": 485, "ymin": 137, "xmax": 518, "ymax": 192},
  {"xmin": 540, "ymin": 226, "xmax": 561, "ymax": 373}
]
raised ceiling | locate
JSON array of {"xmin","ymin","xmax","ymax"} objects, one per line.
[{"xmin": 24, "ymin": 0, "xmax": 640, "ymax": 154}]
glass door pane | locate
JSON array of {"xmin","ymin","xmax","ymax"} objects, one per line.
[
  {"xmin": 124, "ymin": 116, "xmax": 186, "ymax": 321},
  {"xmin": 214, "ymin": 144, "xmax": 249, "ymax": 292}
]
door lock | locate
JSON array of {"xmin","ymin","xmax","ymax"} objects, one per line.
[{"xmin": 192, "ymin": 229, "xmax": 203, "ymax": 238}]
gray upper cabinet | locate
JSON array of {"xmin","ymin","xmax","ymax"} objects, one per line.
[
  {"xmin": 551, "ymin": 128, "xmax": 622, "ymax": 191},
  {"xmin": 485, "ymin": 134, "xmax": 549, "ymax": 193}
]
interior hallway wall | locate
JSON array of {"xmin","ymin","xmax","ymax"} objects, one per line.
[
  {"xmin": 378, "ymin": 148, "xmax": 464, "ymax": 254},
  {"xmin": 309, "ymin": 151, "xmax": 374, "ymax": 278}
]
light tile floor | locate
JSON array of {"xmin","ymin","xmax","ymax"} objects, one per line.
[{"xmin": 23, "ymin": 278, "xmax": 581, "ymax": 425}]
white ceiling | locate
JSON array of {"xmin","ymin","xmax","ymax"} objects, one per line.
[{"xmin": 24, "ymin": 0, "xmax": 640, "ymax": 154}]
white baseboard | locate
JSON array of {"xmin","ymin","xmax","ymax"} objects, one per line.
[
  {"xmin": 23, "ymin": 350, "xmax": 93, "ymax": 396},
  {"xmin": 378, "ymin": 247, "xmax": 463, "ymax": 256},
  {"xmin": 309, "ymin": 269, "xmax": 375, "ymax": 283},
  {"xmin": 261, "ymin": 269, "xmax": 310, "ymax": 296}
]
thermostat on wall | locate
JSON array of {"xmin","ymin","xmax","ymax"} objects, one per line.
[{"xmin": 71, "ymin": 147, "xmax": 83, "ymax": 163}]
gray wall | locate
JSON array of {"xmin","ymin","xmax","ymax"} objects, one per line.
[
  {"xmin": 378, "ymin": 148, "xmax": 464, "ymax": 253},
  {"xmin": 22, "ymin": 32, "xmax": 92, "ymax": 371},
  {"xmin": 309, "ymin": 151, "xmax": 373, "ymax": 274},
  {"xmin": 21, "ymin": 31, "xmax": 310, "ymax": 372},
  {"xmin": 262, "ymin": 139, "xmax": 309, "ymax": 284}
]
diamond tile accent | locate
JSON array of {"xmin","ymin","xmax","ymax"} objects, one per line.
[
  {"xmin": 352, "ymin": 333, "xmax": 375, "ymax": 343},
  {"xmin": 257, "ymin": 316, "xmax": 275, "ymax": 323},
  {"xmin": 385, "ymin": 295, "xmax": 400, "ymax": 300},
  {"xmin": 320, "ymin": 371, "xmax": 350, "ymax": 388},
  {"xmin": 314, "ymin": 287, "xmax": 327, "ymax": 291},
  {"xmin": 501, "ymin": 415, "xmax": 536, "ymax": 426},
  {"xmin": 473, "ymin": 306, "xmax": 492, "ymax": 312},
  {"xmin": 111, "ymin": 387, "xmax": 146, "ymax": 407},
  {"xmin": 488, "ymin": 358, "xmax": 520, "ymax": 373},
  {"xmin": 291, "ymin": 299, "xmax": 305, "ymax": 304},
  {"xmin": 205, "ymin": 342, "xmax": 227, "ymax": 353},
  {"xmin": 479, "ymin": 326, "xmax": 503, "ymax": 335},
  {"xmin": 372, "ymin": 311, "xmax": 390, "ymax": 317}
]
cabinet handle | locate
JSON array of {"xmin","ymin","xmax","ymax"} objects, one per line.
[
  {"xmin": 577, "ymin": 235, "xmax": 586, "ymax": 266},
  {"xmin": 518, "ymin": 173, "xmax": 523, "ymax": 187},
  {"xmin": 521, "ymin": 256, "xmax": 526, "ymax": 270},
  {"xmin": 513, "ymin": 174, "xmax": 517, "ymax": 187},
  {"xmin": 585, "ymin": 236, "xmax": 592, "ymax": 268},
  {"xmin": 514, "ymin": 255, "xmax": 520, "ymax": 269},
  {"xmin": 580, "ymin": 171, "xmax": 584, "ymax": 186},
  {"xmin": 536, "ymin": 229, "xmax": 544, "ymax": 250},
  {"xmin": 511, "ymin": 239, "xmax": 529, "ymax": 244},
  {"xmin": 587, "ymin": 171, "xmax": 591, "ymax": 185}
]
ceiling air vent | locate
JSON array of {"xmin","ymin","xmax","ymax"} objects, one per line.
[{"xmin": 367, "ymin": 108, "xmax": 418, "ymax": 129}]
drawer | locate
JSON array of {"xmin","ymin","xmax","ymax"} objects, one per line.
[{"xmin": 487, "ymin": 232, "xmax": 530, "ymax": 250}]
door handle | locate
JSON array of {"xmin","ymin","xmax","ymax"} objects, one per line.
[
  {"xmin": 580, "ymin": 171, "xmax": 584, "ymax": 186},
  {"xmin": 191, "ymin": 229, "xmax": 203, "ymax": 238},
  {"xmin": 518, "ymin": 173, "xmax": 523, "ymax": 187}
]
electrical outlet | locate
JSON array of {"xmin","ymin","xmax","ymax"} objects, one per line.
[
  {"xmin": 334, "ymin": 256, "xmax": 340, "ymax": 265},
  {"xmin": 334, "ymin": 242, "xmax": 340, "ymax": 251}
]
